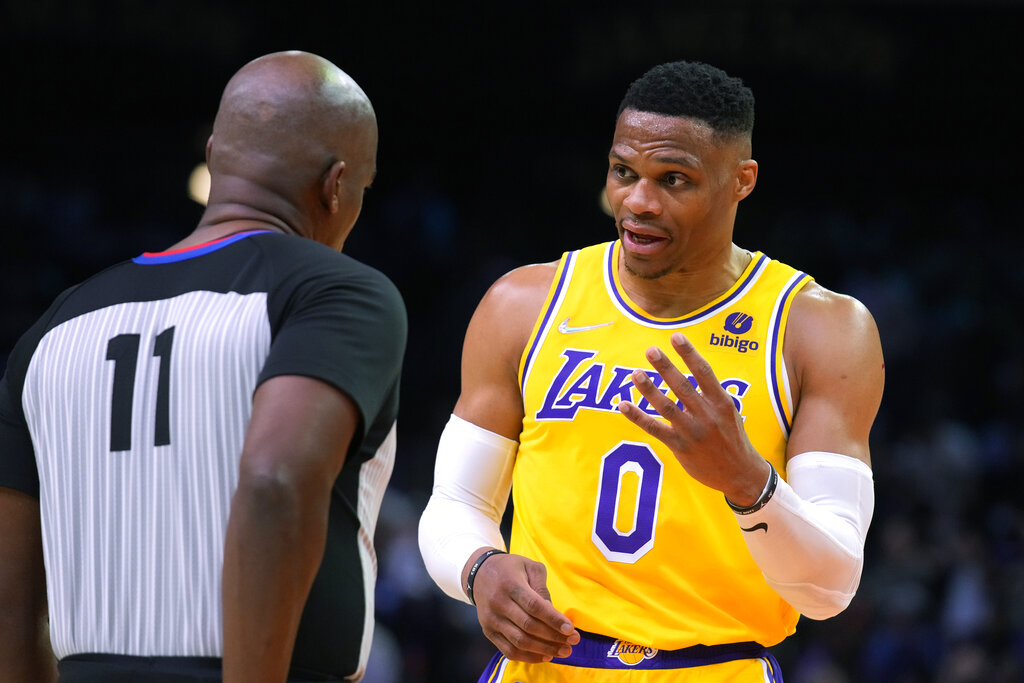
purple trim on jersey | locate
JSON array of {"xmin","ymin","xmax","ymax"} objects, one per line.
[
  {"xmin": 606, "ymin": 243, "xmax": 770, "ymax": 326},
  {"xmin": 132, "ymin": 230, "xmax": 276, "ymax": 264},
  {"xmin": 769, "ymin": 272, "xmax": 810, "ymax": 435},
  {"xmin": 478, "ymin": 633, "xmax": 783, "ymax": 678},
  {"xmin": 478, "ymin": 652, "xmax": 507, "ymax": 683},
  {"xmin": 520, "ymin": 250, "xmax": 578, "ymax": 397}
]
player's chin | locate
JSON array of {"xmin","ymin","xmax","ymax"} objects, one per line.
[{"xmin": 622, "ymin": 253, "xmax": 675, "ymax": 280}]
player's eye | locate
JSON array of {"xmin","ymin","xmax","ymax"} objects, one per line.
[{"xmin": 610, "ymin": 164, "xmax": 632, "ymax": 180}]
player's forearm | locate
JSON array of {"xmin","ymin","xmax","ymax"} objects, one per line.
[
  {"xmin": 733, "ymin": 451, "xmax": 874, "ymax": 619},
  {"xmin": 222, "ymin": 472, "xmax": 329, "ymax": 682},
  {"xmin": 418, "ymin": 414, "xmax": 515, "ymax": 602}
]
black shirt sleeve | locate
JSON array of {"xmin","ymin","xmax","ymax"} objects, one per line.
[
  {"xmin": 257, "ymin": 249, "xmax": 407, "ymax": 436},
  {"xmin": 0, "ymin": 295, "xmax": 68, "ymax": 497}
]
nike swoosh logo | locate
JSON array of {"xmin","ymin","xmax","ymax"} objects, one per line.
[
  {"xmin": 740, "ymin": 523, "xmax": 768, "ymax": 533},
  {"xmin": 558, "ymin": 317, "xmax": 614, "ymax": 334}
]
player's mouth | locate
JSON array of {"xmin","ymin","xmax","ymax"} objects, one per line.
[{"xmin": 620, "ymin": 221, "xmax": 670, "ymax": 254}]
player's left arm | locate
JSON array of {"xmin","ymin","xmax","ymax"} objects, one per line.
[
  {"xmin": 0, "ymin": 487, "xmax": 58, "ymax": 683},
  {"xmin": 620, "ymin": 283, "xmax": 883, "ymax": 620},
  {"xmin": 785, "ymin": 283, "xmax": 884, "ymax": 465},
  {"xmin": 740, "ymin": 283, "xmax": 884, "ymax": 619}
]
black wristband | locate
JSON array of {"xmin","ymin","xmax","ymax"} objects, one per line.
[
  {"xmin": 466, "ymin": 548, "xmax": 507, "ymax": 606},
  {"xmin": 725, "ymin": 462, "xmax": 779, "ymax": 515}
]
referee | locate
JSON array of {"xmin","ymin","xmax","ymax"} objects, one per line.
[{"xmin": 0, "ymin": 51, "xmax": 407, "ymax": 682}]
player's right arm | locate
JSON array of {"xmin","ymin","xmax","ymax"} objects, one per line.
[{"xmin": 419, "ymin": 262, "xmax": 580, "ymax": 663}]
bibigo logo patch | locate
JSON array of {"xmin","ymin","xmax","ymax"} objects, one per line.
[
  {"xmin": 606, "ymin": 639, "xmax": 658, "ymax": 665},
  {"xmin": 710, "ymin": 311, "xmax": 759, "ymax": 353}
]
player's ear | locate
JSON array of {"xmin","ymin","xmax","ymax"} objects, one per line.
[
  {"xmin": 321, "ymin": 160, "xmax": 346, "ymax": 213},
  {"xmin": 735, "ymin": 159, "xmax": 757, "ymax": 201}
]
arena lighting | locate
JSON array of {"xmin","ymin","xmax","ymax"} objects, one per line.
[
  {"xmin": 188, "ymin": 162, "xmax": 211, "ymax": 206},
  {"xmin": 599, "ymin": 188, "xmax": 613, "ymax": 217}
]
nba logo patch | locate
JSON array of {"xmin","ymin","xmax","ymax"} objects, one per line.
[{"xmin": 606, "ymin": 639, "xmax": 658, "ymax": 666}]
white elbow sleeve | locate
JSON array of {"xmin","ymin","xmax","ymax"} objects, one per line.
[
  {"xmin": 734, "ymin": 451, "xmax": 874, "ymax": 620},
  {"xmin": 418, "ymin": 414, "xmax": 516, "ymax": 604}
]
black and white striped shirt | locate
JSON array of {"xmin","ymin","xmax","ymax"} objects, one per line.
[{"xmin": 0, "ymin": 230, "xmax": 406, "ymax": 680}]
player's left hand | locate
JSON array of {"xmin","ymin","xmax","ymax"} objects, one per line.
[
  {"xmin": 618, "ymin": 332, "xmax": 771, "ymax": 506},
  {"xmin": 472, "ymin": 552, "xmax": 581, "ymax": 663}
]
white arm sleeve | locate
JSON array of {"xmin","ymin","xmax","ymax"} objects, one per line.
[
  {"xmin": 417, "ymin": 414, "xmax": 516, "ymax": 604},
  {"xmin": 734, "ymin": 451, "xmax": 874, "ymax": 620}
]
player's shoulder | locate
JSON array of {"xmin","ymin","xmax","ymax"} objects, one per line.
[
  {"xmin": 787, "ymin": 280, "xmax": 881, "ymax": 370},
  {"xmin": 486, "ymin": 260, "xmax": 560, "ymax": 303},
  {"xmin": 472, "ymin": 260, "xmax": 560, "ymax": 328},
  {"xmin": 790, "ymin": 281, "xmax": 875, "ymax": 332},
  {"xmin": 460, "ymin": 260, "xmax": 561, "ymax": 365}
]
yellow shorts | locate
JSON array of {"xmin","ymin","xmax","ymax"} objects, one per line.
[{"xmin": 478, "ymin": 633, "xmax": 783, "ymax": 683}]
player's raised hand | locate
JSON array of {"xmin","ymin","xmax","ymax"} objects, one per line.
[
  {"xmin": 618, "ymin": 333, "xmax": 771, "ymax": 506},
  {"xmin": 471, "ymin": 552, "xmax": 580, "ymax": 663}
]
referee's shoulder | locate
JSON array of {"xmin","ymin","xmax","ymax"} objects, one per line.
[
  {"xmin": 255, "ymin": 233, "xmax": 389, "ymax": 279},
  {"xmin": 258, "ymin": 233, "xmax": 405, "ymax": 317}
]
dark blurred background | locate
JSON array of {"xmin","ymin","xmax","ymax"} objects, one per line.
[{"xmin": 3, "ymin": 2, "xmax": 1023, "ymax": 681}]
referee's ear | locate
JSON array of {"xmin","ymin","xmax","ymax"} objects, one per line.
[{"xmin": 321, "ymin": 160, "xmax": 346, "ymax": 213}]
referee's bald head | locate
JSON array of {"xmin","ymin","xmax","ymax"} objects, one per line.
[{"xmin": 207, "ymin": 51, "xmax": 377, "ymax": 209}]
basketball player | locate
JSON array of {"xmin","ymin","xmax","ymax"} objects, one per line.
[
  {"xmin": 0, "ymin": 51, "xmax": 406, "ymax": 682},
  {"xmin": 419, "ymin": 60, "xmax": 883, "ymax": 681}
]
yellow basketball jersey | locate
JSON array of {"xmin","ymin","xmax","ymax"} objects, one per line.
[{"xmin": 514, "ymin": 240, "xmax": 813, "ymax": 650}]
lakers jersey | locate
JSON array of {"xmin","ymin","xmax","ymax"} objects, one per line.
[{"xmin": 514, "ymin": 240, "xmax": 812, "ymax": 649}]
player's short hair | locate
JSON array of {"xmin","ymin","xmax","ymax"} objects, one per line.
[{"xmin": 617, "ymin": 61, "xmax": 755, "ymax": 140}]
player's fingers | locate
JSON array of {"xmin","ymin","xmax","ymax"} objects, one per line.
[
  {"xmin": 523, "ymin": 559, "xmax": 551, "ymax": 601},
  {"xmin": 479, "ymin": 595, "xmax": 574, "ymax": 662},
  {"xmin": 521, "ymin": 562, "xmax": 579, "ymax": 640},
  {"xmin": 641, "ymin": 346, "xmax": 704, "ymax": 417},
  {"xmin": 627, "ymin": 365, "xmax": 689, "ymax": 426},
  {"xmin": 474, "ymin": 556, "xmax": 578, "ymax": 660},
  {"xmin": 485, "ymin": 629, "xmax": 568, "ymax": 664},
  {"xmin": 618, "ymin": 394, "xmax": 678, "ymax": 445},
  {"xmin": 500, "ymin": 596, "xmax": 576, "ymax": 650},
  {"xmin": 669, "ymin": 334, "xmax": 731, "ymax": 409}
]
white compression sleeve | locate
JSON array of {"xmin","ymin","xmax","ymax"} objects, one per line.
[
  {"xmin": 418, "ymin": 414, "xmax": 516, "ymax": 604},
  {"xmin": 733, "ymin": 451, "xmax": 874, "ymax": 620}
]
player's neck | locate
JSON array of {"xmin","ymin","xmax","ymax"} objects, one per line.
[{"xmin": 619, "ymin": 244, "xmax": 752, "ymax": 319}]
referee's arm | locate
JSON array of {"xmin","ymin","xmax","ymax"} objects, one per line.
[
  {"xmin": 222, "ymin": 375, "xmax": 359, "ymax": 683},
  {"xmin": 0, "ymin": 487, "xmax": 58, "ymax": 683}
]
